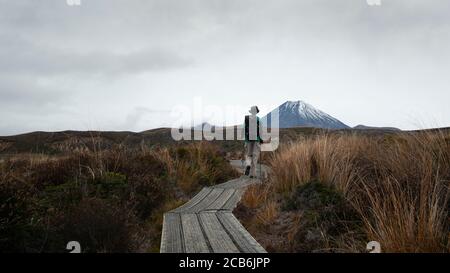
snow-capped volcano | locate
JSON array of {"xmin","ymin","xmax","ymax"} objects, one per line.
[{"xmin": 263, "ymin": 101, "xmax": 349, "ymax": 129}]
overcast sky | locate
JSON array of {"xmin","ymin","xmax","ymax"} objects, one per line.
[{"xmin": 1, "ymin": 0, "xmax": 450, "ymax": 135}]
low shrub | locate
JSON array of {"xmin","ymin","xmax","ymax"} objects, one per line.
[{"xmin": 0, "ymin": 141, "xmax": 238, "ymax": 252}]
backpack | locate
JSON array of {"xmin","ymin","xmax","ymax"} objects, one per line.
[{"xmin": 245, "ymin": 115, "xmax": 262, "ymax": 142}]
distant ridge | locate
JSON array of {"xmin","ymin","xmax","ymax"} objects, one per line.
[{"xmin": 353, "ymin": 125, "xmax": 401, "ymax": 131}]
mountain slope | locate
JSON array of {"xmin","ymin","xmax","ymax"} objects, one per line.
[
  {"xmin": 354, "ymin": 125, "xmax": 401, "ymax": 131},
  {"xmin": 263, "ymin": 101, "xmax": 349, "ymax": 129}
]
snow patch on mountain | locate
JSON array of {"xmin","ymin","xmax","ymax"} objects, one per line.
[{"xmin": 263, "ymin": 100, "xmax": 349, "ymax": 129}]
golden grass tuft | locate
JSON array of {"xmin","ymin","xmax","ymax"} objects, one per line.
[
  {"xmin": 246, "ymin": 131, "xmax": 449, "ymax": 253},
  {"xmin": 255, "ymin": 200, "xmax": 279, "ymax": 226},
  {"xmin": 241, "ymin": 184, "xmax": 271, "ymax": 209}
]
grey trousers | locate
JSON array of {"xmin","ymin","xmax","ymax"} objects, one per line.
[{"xmin": 245, "ymin": 141, "xmax": 261, "ymax": 177}]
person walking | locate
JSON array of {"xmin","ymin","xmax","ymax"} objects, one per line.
[{"xmin": 243, "ymin": 106, "xmax": 264, "ymax": 178}]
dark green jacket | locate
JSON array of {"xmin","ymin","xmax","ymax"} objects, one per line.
[{"xmin": 244, "ymin": 116, "xmax": 262, "ymax": 143}]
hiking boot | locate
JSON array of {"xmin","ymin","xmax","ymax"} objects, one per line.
[{"xmin": 245, "ymin": 166, "xmax": 251, "ymax": 176}]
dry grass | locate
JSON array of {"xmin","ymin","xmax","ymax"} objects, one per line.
[
  {"xmin": 269, "ymin": 134, "xmax": 372, "ymax": 196},
  {"xmin": 239, "ymin": 131, "xmax": 449, "ymax": 253},
  {"xmin": 241, "ymin": 184, "xmax": 271, "ymax": 209},
  {"xmin": 255, "ymin": 200, "xmax": 279, "ymax": 226},
  {"xmin": 0, "ymin": 140, "xmax": 238, "ymax": 253},
  {"xmin": 170, "ymin": 143, "xmax": 238, "ymax": 194}
]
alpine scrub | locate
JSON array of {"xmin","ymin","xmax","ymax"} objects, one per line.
[
  {"xmin": 0, "ymin": 141, "xmax": 238, "ymax": 253},
  {"xmin": 236, "ymin": 131, "xmax": 450, "ymax": 253}
]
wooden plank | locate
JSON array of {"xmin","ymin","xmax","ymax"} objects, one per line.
[
  {"xmin": 160, "ymin": 161, "xmax": 269, "ymax": 254},
  {"xmin": 217, "ymin": 212, "xmax": 267, "ymax": 253},
  {"xmin": 221, "ymin": 188, "xmax": 245, "ymax": 211},
  {"xmin": 171, "ymin": 187, "xmax": 212, "ymax": 213},
  {"xmin": 216, "ymin": 177, "xmax": 251, "ymax": 189},
  {"xmin": 241, "ymin": 177, "xmax": 261, "ymax": 188},
  {"xmin": 199, "ymin": 212, "xmax": 239, "ymax": 253},
  {"xmin": 186, "ymin": 188, "xmax": 224, "ymax": 213},
  {"xmin": 160, "ymin": 213, "xmax": 183, "ymax": 253},
  {"xmin": 206, "ymin": 188, "xmax": 236, "ymax": 211},
  {"xmin": 181, "ymin": 213, "xmax": 210, "ymax": 253},
  {"xmin": 229, "ymin": 160, "xmax": 269, "ymax": 179},
  {"xmin": 212, "ymin": 178, "xmax": 240, "ymax": 189}
]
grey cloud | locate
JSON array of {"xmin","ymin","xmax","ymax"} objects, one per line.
[
  {"xmin": 0, "ymin": 37, "xmax": 190, "ymax": 77},
  {"xmin": 0, "ymin": 75, "xmax": 66, "ymax": 106},
  {"xmin": 0, "ymin": 0, "xmax": 450, "ymax": 135},
  {"xmin": 122, "ymin": 107, "xmax": 171, "ymax": 130}
]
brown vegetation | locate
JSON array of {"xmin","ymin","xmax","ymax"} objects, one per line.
[
  {"xmin": 236, "ymin": 131, "xmax": 450, "ymax": 253},
  {"xmin": 0, "ymin": 141, "xmax": 238, "ymax": 253}
]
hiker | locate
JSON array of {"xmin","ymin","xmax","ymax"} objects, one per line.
[{"xmin": 243, "ymin": 105, "xmax": 264, "ymax": 178}]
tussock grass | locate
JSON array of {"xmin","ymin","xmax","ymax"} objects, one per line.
[
  {"xmin": 241, "ymin": 184, "xmax": 271, "ymax": 209},
  {"xmin": 239, "ymin": 131, "xmax": 449, "ymax": 253}
]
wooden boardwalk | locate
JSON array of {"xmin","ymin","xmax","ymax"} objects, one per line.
[{"xmin": 160, "ymin": 160, "xmax": 267, "ymax": 253}]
